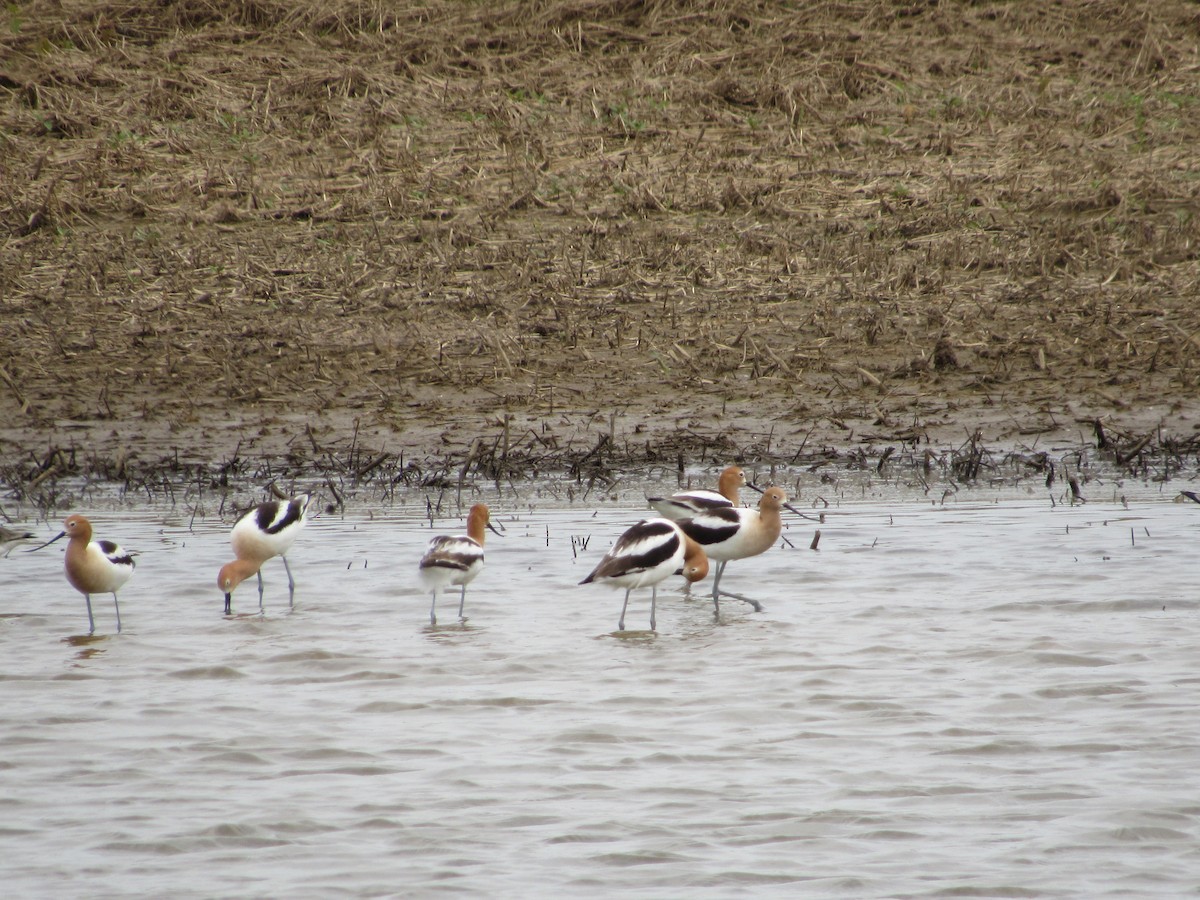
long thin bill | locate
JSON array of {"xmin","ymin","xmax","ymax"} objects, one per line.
[{"xmin": 25, "ymin": 531, "xmax": 66, "ymax": 553}]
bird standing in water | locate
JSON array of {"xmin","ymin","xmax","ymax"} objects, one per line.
[
  {"xmin": 418, "ymin": 503, "xmax": 503, "ymax": 625},
  {"xmin": 29, "ymin": 515, "xmax": 135, "ymax": 634},
  {"xmin": 676, "ymin": 486, "xmax": 787, "ymax": 616},
  {"xmin": 218, "ymin": 494, "xmax": 310, "ymax": 615},
  {"xmin": 580, "ymin": 517, "xmax": 709, "ymax": 631},
  {"xmin": 0, "ymin": 524, "xmax": 36, "ymax": 557},
  {"xmin": 648, "ymin": 465, "xmax": 748, "ymax": 520}
]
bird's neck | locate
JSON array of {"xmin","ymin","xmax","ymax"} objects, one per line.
[
  {"xmin": 466, "ymin": 512, "xmax": 487, "ymax": 545},
  {"xmin": 754, "ymin": 506, "xmax": 783, "ymax": 546},
  {"xmin": 719, "ymin": 472, "xmax": 740, "ymax": 503},
  {"xmin": 65, "ymin": 536, "xmax": 90, "ymax": 567}
]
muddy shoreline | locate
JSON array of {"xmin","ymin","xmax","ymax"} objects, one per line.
[
  {"xmin": 3, "ymin": 2, "xmax": 1200, "ymax": 510},
  {"xmin": 4, "ymin": 403, "xmax": 1197, "ymax": 517}
]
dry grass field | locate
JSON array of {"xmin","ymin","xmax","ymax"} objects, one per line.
[{"xmin": 2, "ymin": 0, "xmax": 1199, "ymax": 494}]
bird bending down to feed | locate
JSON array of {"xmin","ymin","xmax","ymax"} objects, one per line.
[
  {"xmin": 418, "ymin": 503, "xmax": 503, "ymax": 625},
  {"xmin": 28, "ymin": 515, "xmax": 135, "ymax": 634},
  {"xmin": 647, "ymin": 465, "xmax": 747, "ymax": 520},
  {"xmin": 676, "ymin": 486, "xmax": 787, "ymax": 616},
  {"xmin": 579, "ymin": 517, "xmax": 709, "ymax": 632},
  {"xmin": 218, "ymin": 493, "xmax": 310, "ymax": 615}
]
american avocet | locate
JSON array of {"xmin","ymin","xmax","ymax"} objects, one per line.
[
  {"xmin": 677, "ymin": 486, "xmax": 787, "ymax": 616},
  {"xmin": 218, "ymin": 494, "xmax": 310, "ymax": 615},
  {"xmin": 28, "ymin": 515, "xmax": 135, "ymax": 634},
  {"xmin": 1, "ymin": 524, "xmax": 36, "ymax": 557},
  {"xmin": 647, "ymin": 465, "xmax": 746, "ymax": 519},
  {"xmin": 418, "ymin": 503, "xmax": 503, "ymax": 625},
  {"xmin": 580, "ymin": 517, "xmax": 709, "ymax": 631}
]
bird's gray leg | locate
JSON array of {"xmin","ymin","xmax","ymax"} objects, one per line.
[
  {"xmin": 430, "ymin": 590, "xmax": 438, "ymax": 626},
  {"xmin": 716, "ymin": 590, "xmax": 763, "ymax": 612},
  {"xmin": 650, "ymin": 586, "xmax": 657, "ymax": 632},
  {"xmin": 716, "ymin": 590, "xmax": 762, "ymax": 612},
  {"xmin": 85, "ymin": 594, "xmax": 95, "ymax": 635},
  {"xmin": 711, "ymin": 562, "xmax": 763, "ymax": 612},
  {"xmin": 458, "ymin": 585, "xmax": 467, "ymax": 621},
  {"xmin": 711, "ymin": 562, "xmax": 725, "ymax": 617},
  {"xmin": 618, "ymin": 589, "xmax": 630, "ymax": 631},
  {"xmin": 257, "ymin": 569, "xmax": 265, "ymax": 612},
  {"xmin": 281, "ymin": 555, "xmax": 295, "ymax": 608},
  {"xmin": 112, "ymin": 593, "xmax": 122, "ymax": 633}
]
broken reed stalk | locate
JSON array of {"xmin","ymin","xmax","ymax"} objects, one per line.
[{"xmin": 1067, "ymin": 475, "xmax": 1084, "ymax": 503}]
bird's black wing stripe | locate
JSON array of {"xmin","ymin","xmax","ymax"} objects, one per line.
[
  {"xmin": 254, "ymin": 501, "xmax": 282, "ymax": 532},
  {"xmin": 611, "ymin": 519, "xmax": 676, "ymax": 551},
  {"xmin": 676, "ymin": 509, "xmax": 740, "ymax": 546},
  {"xmin": 420, "ymin": 552, "xmax": 479, "ymax": 573},
  {"xmin": 256, "ymin": 498, "xmax": 306, "ymax": 535},
  {"xmin": 98, "ymin": 540, "xmax": 135, "ymax": 567},
  {"xmin": 591, "ymin": 529, "xmax": 678, "ymax": 580}
]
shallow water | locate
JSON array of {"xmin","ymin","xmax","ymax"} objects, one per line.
[{"xmin": 3, "ymin": 484, "xmax": 1200, "ymax": 898}]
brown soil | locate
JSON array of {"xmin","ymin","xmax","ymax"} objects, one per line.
[{"xmin": 2, "ymin": 1, "xmax": 1200, "ymax": 499}]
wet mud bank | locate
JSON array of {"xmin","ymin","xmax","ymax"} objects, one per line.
[
  {"xmin": 4, "ymin": 408, "xmax": 1199, "ymax": 517},
  {"xmin": 3, "ymin": 1, "xmax": 1200, "ymax": 512}
]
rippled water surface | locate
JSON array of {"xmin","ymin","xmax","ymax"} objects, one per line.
[{"xmin": 4, "ymin": 484, "xmax": 1200, "ymax": 898}]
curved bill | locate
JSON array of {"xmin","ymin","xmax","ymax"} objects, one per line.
[{"xmin": 25, "ymin": 531, "xmax": 67, "ymax": 552}]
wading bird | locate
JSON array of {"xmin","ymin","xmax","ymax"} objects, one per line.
[
  {"xmin": 418, "ymin": 503, "xmax": 503, "ymax": 625},
  {"xmin": 676, "ymin": 486, "xmax": 787, "ymax": 616},
  {"xmin": 0, "ymin": 524, "xmax": 36, "ymax": 557},
  {"xmin": 580, "ymin": 517, "xmax": 709, "ymax": 632},
  {"xmin": 648, "ymin": 465, "xmax": 747, "ymax": 519},
  {"xmin": 29, "ymin": 515, "xmax": 135, "ymax": 634},
  {"xmin": 218, "ymin": 494, "xmax": 310, "ymax": 615}
]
